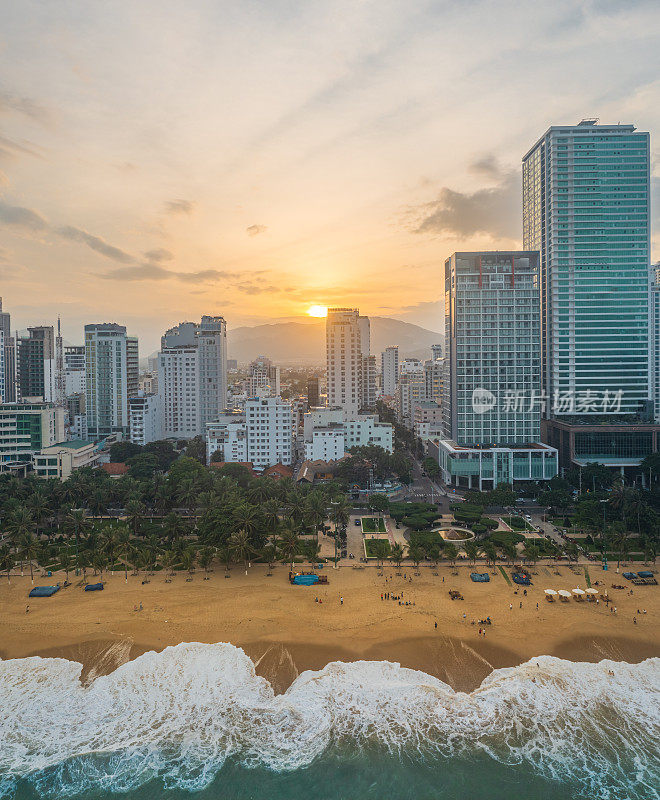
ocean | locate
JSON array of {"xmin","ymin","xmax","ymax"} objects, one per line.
[{"xmin": 1, "ymin": 643, "xmax": 658, "ymax": 800}]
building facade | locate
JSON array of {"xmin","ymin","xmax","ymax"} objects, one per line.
[
  {"xmin": 381, "ymin": 345, "xmax": 399, "ymax": 397},
  {"xmin": 33, "ymin": 439, "xmax": 99, "ymax": 480},
  {"xmin": 523, "ymin": 120, "xmax": 651, "ymax": 419},
  {"xmin": 248, "ymin": 355, "xmax": 280, "ymax": 398},
  {"xmin": 85, "ymin": 323, "xmax": 137, "ymax": 439},
  {"xmin": 17, "ymin": 326, "xmax": 56, "ymax": 402},
  {"xmin": 0, "ymin": 298, "xmax": 15, "ymax": 402},
  {"xmin": 439, "ymin": 251, "xmax": 557, "ymax": 489},
  {"xmin": 128, "ymin": 393, "xmax": 163, "ymax": 445},
  {"xmin": 0, "ymin": 401, "xmax": 65, "ymax": 467},
  {"xmin": 326, "ymin": 308, "xmax": 369, "ymax": 418}
]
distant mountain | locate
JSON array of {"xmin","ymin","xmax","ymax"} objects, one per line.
[{"xmin": 226, "ymin": 316, "xmax": 443, "ymax": 366}]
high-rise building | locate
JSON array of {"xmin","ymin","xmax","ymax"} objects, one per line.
[
  {"xmin": 523, "ymin": 120, "xmax": 658, "ymax": 471},
  {"xmin": 395, "ymin": 359, "xmax": 426, "ymax": 428},
  {"xmin": 361, "ymin": 354, "xmax": 377, "ymax": 409},
  {"xmin": 380, "ymin": 345, "xmax": 399, "ymax": 397},
  {"xmin": 248, "ymin": 355, "xmax": 280, "ymax": 397},
  {"xmin": 424, "ymin": 356, "xmax": 443, "ymax": 403},
  {"xmin": 85, "ymin": 323, "xmax": 136, "ymax": 439},
  {"xmin": 64, "ymin": 345, "xmax": 86, "ymax": 396},
  {"xmin": 128, "ymin": 393, "xmax": 163, "ymax": 445},
  {"xmin": 0, "ymin": 328, "xmax": 4, "ymax": 403},
  {"xmin": 307, "ymin": 376, "xmax": 321, "ymax": 407},
  {"xmin": 0, "ymin": 298, "xmax": 15, "ymax": 402},
  {"xmin": 126, "ymin": 336, "xmax": 139, "ymax": 400},
  {"xmin": 431, "ymin": 343, "xmax": 443, "ymax": 360},
  {"xmin": 326, "ymin": 308, "xmax": 369, "ymax": 418},
  {"xmin": 16, "ymin": 326, "xmax": 56, "ymax": 402},
  {"xmin": 158, "ymin": 316, "xmax": 227, "ymax": 438},
  {"xmin": 651, "ymin": 263, "xmax": 660, "ymax": 423},
  {"xmin": 436, "ymin": 252, "xmax": 557, "ymax": 489},
  {"xmin": 0, "ymin": 401, "xmax": 65, "ymax": 467},
  {"xmin": 523, "ymin": 119, "xmax": 651, "ymax": 417}
]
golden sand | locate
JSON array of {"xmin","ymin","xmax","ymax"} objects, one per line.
[{"xmin": 1, "ymin": 563, "xmax": 658, "ymax": 692}]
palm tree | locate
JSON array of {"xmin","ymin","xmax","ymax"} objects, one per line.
[
  {"xmin": 176, "ymin": 478, "xmax": 199, "ymax": 515},
  {"xmin": 164, "ymin": 512, "xmax": 187, "ymax": 543},
  {"xmin": 444, "ymin": 542, "xmax": 458, "ymax": 568},
  {"xmin": 161, "ymin": 548, "xmax": 178, "ymax": 577},
  {"xmin": 305, "ymin": 493, "xmax": 327, "ymax": 538},
  {"xmin": 330, "ymin": 499, "xmax": 350, "ymax": 536},
  {"xmin": 28, "ymin": 491, "xmax": 50, "ymax": 535},
  {"xmin": 7, "ymin": 507, "xmax": 34, "ymax": 555},
  {"xmin": 247, "ymin": 479, "xmax": 273, "ymax": 504},
  {"xmin": 0, "ymin": 545, "xmax": 13, "ymax": 582},
  {"xmin": 409, "ymin": 544, "xmax": 424, "ymax": 570},
  {"xmin": 278, "ymin": 525, "xmax": 300, "ymax": 570},
  {"xmin": 229, "ymin": 529, "xmax": 257, "ymax": 570},
  {"xmin": 305, "ymin": 537, "xmax": 322, "ymax": 564},
  {"xmin": 181, "ymin": 546, "xmax": 197, "ymax": 575},
  {"xmin": 233, "ymin": 504, "xmax": 260, "ymax": 538},
  {"xmin": 609, "ymin": 480, "xmax": 631, "ymax": 527},
  {"xmin": 198, "ymin": 546, "xmax": 214, "ymax": 574},
  {"xmin": 124, "ymin": 499, "xmax": 146, "ymax": 537},
  {"xmin": 60, "ymin": 548, "xmax": 72, "ymax": 582},
  {"xmin": 482, "ymin": 541, "xmax": 497, "ymax": 571},
  {"xmin": 371, "ymin": 539, "xmax": 390, "ymax": 568},
  {"xmin": 463, "ymin": 540, "xmax": 479, "ymax": 566},
  {"xmin": 502, "ymin": 542, "xmax": 518, "ymax": 566},
  {"xmin": 65, "ymin": 508, "xmax": 89, "ymax": 572},
  {"xmin": 262, "ymin": 499, "xmax": 281, "ymax": 533},
  {"xmin": 101, "ymin": 524, "xmax": 120, "ymax": 572},
  {"xmin": 115, "ymin": 526, "xmax": 132, "ymax": 582},
  {"xmin": 523, "ymin": 542, "xmax": 540, "ymax": 570},
  {"xmin": 390, "ymin": 542, "xmax": 405, "ymax": 568},
  {"xmin": 19, "ymin": 532, "xmax": 39, "ymax": 584}
]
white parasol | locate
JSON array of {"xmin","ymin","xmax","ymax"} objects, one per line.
[
  {"xmin": 558, "ymin": 589, "xmax": 572, "ymax": 598},
  {"xmin": 585, "ymin": 588, "xmax": 599, "ymax": 595},
  {"xmin": 572, "ymin": 588, "xmax": 585, "ymax": 596},
  {"xmin": 544, "ymin": 589, "xmax": 557, "ymax": 595}
]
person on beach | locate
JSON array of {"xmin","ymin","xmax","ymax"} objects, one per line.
[
  {"xmin": 434, "ymin": 621, "xmax": 437, "ymax": 629},
  {"xmin": 340, "ymin": 596, "xmax": 343, "ymax": 605},
  {"xmin": 25, "ymin": 605, "xmax": 29, "ymax": 614},
  {"xmin": 509, "ymin": 603, "xmax": 513, "ymax": 610}
]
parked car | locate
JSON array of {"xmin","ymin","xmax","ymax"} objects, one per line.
[{"xmin": 354, "ymin": 519, "xmax": 361, "ymax": 526}]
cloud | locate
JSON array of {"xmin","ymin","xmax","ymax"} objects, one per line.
[
  {"xmin": 0, "ymin": 133, "xmax": 43, "ymax": 161},
  {"xmin": 57, "ymin": 225, "xmax": 135, "ymax": 263},
  {"xmin": 246, "ymin": 224, "xmax": 267, "ymax": 237},
  {"xmin": 469, "ymin": 154, "xmax": 505, "ymax": 180},
  {"xmin": 164, "ymin": 199, "xmax": 194, "ymax": 215},
  {"xmin": 0, "ymin": 199, "xmax": 138, "ymax": 263},
  {"xmin": 0, "ymin": 90, "xmax": 51, "ymax": 124},
  {"xmin": 100, "ymin": 264, "xmax": 244, "ymax": 284},
  {"xmin": 144, "ymin": 247, "xmax": 173, "ymax": 262},
  {"xmin": 0, "ymin": 200, "xmax": 48, "ymax": 231},
  {"xmin": 412, "ymin": 171, "xmax": 520, "ymax": 239}
]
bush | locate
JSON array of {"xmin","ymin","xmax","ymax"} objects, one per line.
[
  {"xmin": 487, "ymin": 531, "xmax": 525, "ymax": 548},
  {"xmin": 472, "ymin": 523, "xmax": 487, "ymax": 535}
]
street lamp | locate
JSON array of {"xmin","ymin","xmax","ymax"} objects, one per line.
[{"xmin": 599, "ymin": 499, "xmax": 608, "ymax": 571}]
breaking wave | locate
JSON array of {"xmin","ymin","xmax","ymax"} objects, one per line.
[{"xmin": 1, "ymin": 643, "xmax": 658, "ymax": 798}]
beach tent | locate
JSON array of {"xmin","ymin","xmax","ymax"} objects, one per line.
[
  {"xmin": 637, "ymin": 572, "xmax": 654, "ymax": 579},
  {"xmin": 623, "ymin": 572, "xmax": 637, "ymax": 580},
  {"xmin": 512, "ymin": 573, "xmax": 531, "ymax": 586},
  {"xmin": 292, "ymin": 574, "xmax": 319, "ymax": 586},
  {"xmin": 558, "ymin": 589, "xmax": 571, "ymax": 602},
  {"xmin": 470, "ymin": 572, "xmax": 490, "ymax": 582},
  {"xmin": 84, "ymin": 582, "xmax": 104, "ymax": 592},
  {"xmin": 28, "ymin": 585, "xmax": 60, "ymax": 597}
]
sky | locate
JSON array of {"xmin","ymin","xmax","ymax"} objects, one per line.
[{"xmin": 1, "ymin": 0, "xmax": 660, "ymax": 353}]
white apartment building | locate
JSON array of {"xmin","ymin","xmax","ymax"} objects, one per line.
[
  {"xmin": 396, "ymin": 360, "xmax": 426, "ymax": 428},
  {"xmin": 85, "ymin": 323, "xmax": 137, "ymax": 439},
  {"xmin": 159, "ymin": 346, "xmax": 200, "ymax": 439},
  {"xmin": 158, "ymin": 316, "xmax": 227, "ymax": 438},
  {"xmin": 424, "ymin": 357, "xmax": 443, "ymax": 402},
  {"xmin": 205, "ymin": 397, "xmax": 294, "ymax": 469},
  {"xmin": 381, "ymin": 346, "xmax": 399, "ymax": 396},
  {"xmin": 304, "ymin": 424, "xmax": 345, "ymax": 461},
  {"xmin": 128, "ymin": 393, "xmax": 163, "ymax": 445},
  {"xmin": 246, "ymin": 396, "xmax": 293, "ymax": 468},
  {"xmin": 0, "ymin": 329, "xmax": 4, "ymax": 403},
  {"xmin": 326, "ymin": 308, "xmax": 370, "ymax": 419},
  {"xmin": 64, "ymin": 345, "xmax": 86, "ymax": 396},
  {"xmin": 302, "ymin": 407, "xmax": 394, "ymax": 458},
  {"xmin": 248, "ymin": 355, "xmax": 280, "ymax": 397},
  {"xmin": 206, "ymin": 411, "xmax": 248, "ymax": 464}
]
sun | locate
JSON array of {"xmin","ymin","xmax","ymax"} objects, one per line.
[{"xmin": 307, "ymin": 305, "xmax": 328, "ymax": 318}]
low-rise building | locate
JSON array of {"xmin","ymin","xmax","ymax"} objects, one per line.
[
  {"xmin": 33, "ymin": 439, "xmax": 100, "ymax": 480},
  {"xmin": 0, "ymin": 401, "xmax": 64, "ymax": 468}
]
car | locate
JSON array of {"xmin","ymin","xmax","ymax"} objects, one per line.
[{"xmin": 354, "ymin": 519, "xmax": 361, "ymax": 526}]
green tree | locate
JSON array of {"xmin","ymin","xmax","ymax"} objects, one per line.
[
  {"xmin": 444, "ymin": 542, "xmax": 458, "ymax": 567},
  {"xmin": 0, "ymin": 545, "xmax": 13, "ymax": 582},
  {"xmin": 278, "ymin": 525, "xmax": 300, "ymax": 570},
  {"xmin": 19, "ymin": 532, "xmax": 39, "ymax": 584},
  {"xmin": 463, "ymin": 540, "xmax": 479, "ymax": 565},
  {"xmin": 229, "ymin": 529, "xmax": 257, "ymax": 570},
  {"xmin": 390, "ymin": 542, "xmax": 405, "ymax": 568}
]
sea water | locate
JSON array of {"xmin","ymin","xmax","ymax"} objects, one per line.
[{"xmin": 1, "ymin": 642, "xmax": 658, "ymax": 799}]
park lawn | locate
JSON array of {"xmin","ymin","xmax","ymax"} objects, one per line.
[
  {"xmin": 364, "ymin": 538, "xmax": 391, "ymax": 558},
  {"xmin": 361, "ymin": 517, "xmax": 387, "ymax": 533},
  {"xmin": 505, "ymin": 515, "xmax": 535, "ymax": 531}
]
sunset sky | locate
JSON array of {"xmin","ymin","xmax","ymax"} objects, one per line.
[{"xmin": 1, "ymin": 0, "xmax": 659, "ymax": 353}]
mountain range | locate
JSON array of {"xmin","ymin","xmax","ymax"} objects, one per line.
[{"xmin": 226, "ymin": 316, "xmax": 443, "ymax": 366}]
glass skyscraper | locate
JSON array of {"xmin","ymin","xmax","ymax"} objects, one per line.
[{"xmin": 522, "ymin": 120, "xmax": 651, "ymax": 418}]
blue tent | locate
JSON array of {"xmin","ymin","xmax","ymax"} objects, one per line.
[
  {"xmin": 84, "ymin": 582, "xmax": 104, "ymax": 592},
  {"xmin": 623, "ymin": 572, "xmax": 637, "ymax": 580},
  {"xmin": 292, "ymin": 574, "xmax": 319, "ymax": 585},
  {"xmin": 637, "ymin": 571, "xmax": 654, "ymax": 579},
  {"xmin": 470, "ymin": 572, "xmax": 490, "ymax": 582},
  {"xmin": 512, "ymin": 573, "xmax": 531, "ymax": 586},
  {"xmin": 29, "ymin": 585, "xmax": 60, "ymax": 597}
]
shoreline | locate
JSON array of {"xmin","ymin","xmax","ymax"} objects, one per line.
[{"xmin": 1, "ymin": 564, "xmax": 658, "ymax": 692}]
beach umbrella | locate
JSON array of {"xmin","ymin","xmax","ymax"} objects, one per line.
[
  {"xmin": 544, "ymin": 589, "xmax": 557, "ymax": 595},
  {"xmin": 572, "ymin": 588, "xmax": 585, "ymax": 596},
  {"xmin": 585, "ymin": 588, "xmax": 598, "ymax": 595},
  {"xmin": 558, "ymin": 589, "xmax": 571, "ymax": 599}
]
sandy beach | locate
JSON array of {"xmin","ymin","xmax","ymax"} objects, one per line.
[{"xmin": 1, "ymin": 563, "xmax": 658, "ymax": 693}]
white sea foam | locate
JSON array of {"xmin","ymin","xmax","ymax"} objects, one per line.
[{"xmin": 0, "ymin": 643, "xmax": 658, "ymax": 797}]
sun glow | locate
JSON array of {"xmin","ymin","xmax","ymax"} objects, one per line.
[{"xmin": 307, "ymin": 305, "xmax": 328, "ymax": 318}]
